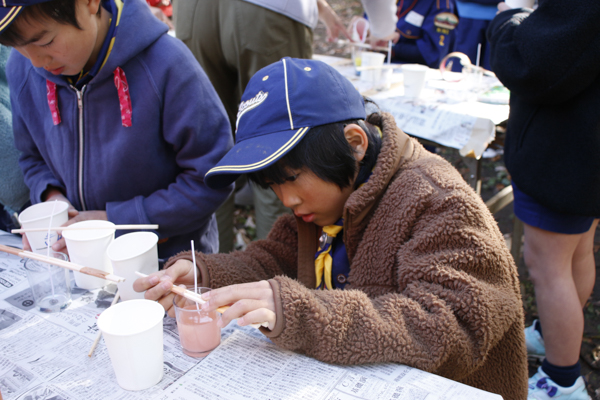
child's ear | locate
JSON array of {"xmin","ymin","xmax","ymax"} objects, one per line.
[
  {"xmin": 85, "ymin": 0, "xmax": 103, "ymax": 16},
  {"xmin": 343, "ymin": 124, "xmax": 369, "ymax": 162}
]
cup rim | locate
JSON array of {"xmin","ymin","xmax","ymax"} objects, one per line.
[
  {"xmin": 97, "ymin": 299, "xmax": 164, "ymax": 337},
  {"xmin": 24, "ymin": 251, "xmax": 68, "ymax": 271},
  {"xmin": 18, "ymin": 201, "xmax": 69, "ymax": 224},
  {"xmin": 62, "ymin": 220, "xmax": 116, "ymax": 241},
  {"xmin": 106, "ymin": 232, "xmax": 159, "ymax": 262}
]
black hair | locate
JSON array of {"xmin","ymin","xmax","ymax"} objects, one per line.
[
  {"xmin": 0, "ymin": 0, "xmax": 101, "ymax": 47},
  {"xmin": 249, "ymin": 108, "xmax": 383, "ymax": 191}
]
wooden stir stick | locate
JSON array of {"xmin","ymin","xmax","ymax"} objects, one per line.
[
  {"xmin": 0, "ymin": 244, "xmax": 125, "ymax": 283},
  {"xmin": 88, "ymin": 290, "xmax": 120, "ymax": 357},
  {"xmin": 12, "ymin": 224, "xmax": 159, "ymax": 234}
]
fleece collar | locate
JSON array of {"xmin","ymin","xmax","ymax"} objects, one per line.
[{"xmin": 295, "ymin": 112, "xmax": 417, "ymax": 287}]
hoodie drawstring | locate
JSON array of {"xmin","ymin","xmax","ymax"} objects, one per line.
[
  {"xmin": 46, "ymin": 80, "xmax": 61, "ymax": 125},
  {"xmin": 45, "ymin": 66, "xmax": 132, "ymax": 127},
  {"xmin": 113, "ymin": 67, "xmax": 132, "ymax": 127}
]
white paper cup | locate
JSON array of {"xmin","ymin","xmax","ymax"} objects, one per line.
[
  {"xmin": 360, "ymin": 51, "xmax": 386, "ymax": 84},
  {"xmin": 402, "ymin": 64, "xmax": 429, "ymax": 99},
  {"xmin": 62, "ymin": 220, "xmax": 115, "ymax": 290},
  {"xmin": 18, "ymin": 201, "xmax": 69, "ymax": 254},
  {"xmin": 106, "ymin": 232, "xmax": 159, "ymax": 301},
  {"xmin": 97, "ymin": 299, "xmax": 164, "ymax": 391},
  {"xmin": 505, "ymin": 0, "xmax": 534, "ymax": 8}
]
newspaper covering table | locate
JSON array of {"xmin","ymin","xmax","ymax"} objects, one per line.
[
  {"xmin": 312, "ymin": 54, "xmax": 510, "ymax": 159},
  {"xmin": 0, "ymin": 234, "xmax": 502, "ymax": 400}
]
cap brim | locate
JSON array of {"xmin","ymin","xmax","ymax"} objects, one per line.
[
  {"xmin": 0, "ymin": 6, "xmax": 22, "ymax": 33},
  {"xmin": 205, "ymin": 126, "xmax": 310, "ymax": 189}
]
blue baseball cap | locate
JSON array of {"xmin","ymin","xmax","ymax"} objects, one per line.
[
  {"xmin": 205, "ymin": 57, "xmax": 366, "ymax": 189},
  {"xmin": 0, "ymin": 0, "xmax": 51, "ymax": 33}
]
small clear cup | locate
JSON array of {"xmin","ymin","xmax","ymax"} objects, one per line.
[
  {"xmin": 24, "ymin": 252, "xmax": 72, "ymax": 312},
  {"xmin": 173, "ymin": 287, "xmax": 221, "ymax": 358}
]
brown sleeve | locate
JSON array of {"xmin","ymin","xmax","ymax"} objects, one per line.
[
  {"xmin": 259, "ymin": 279, "xmax": 285, "ymax": 336},
  {"xmin": 164, "ymin": 214, "xmax": 299, "ymax": 289}
]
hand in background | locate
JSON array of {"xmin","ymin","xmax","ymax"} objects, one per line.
[
  {"xmin": 497, "ymin": 2, "xmax": 511, "ymax": 12},
  {"xmin": 317, "ymin": 0, "xmax": 351, "ymax": 42}
]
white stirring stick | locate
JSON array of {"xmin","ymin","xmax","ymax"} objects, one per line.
[
  {"xmin": 134, "ymin": 271, "xmax": 267, "ymax": 328},
  {"xmin": 191, "ymin": 240, "xmax": 201, "ymax": 312}
]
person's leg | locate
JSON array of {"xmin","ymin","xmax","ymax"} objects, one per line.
[
  {"xmin": 523, "ymin": 223, "xmax": 590, "ymax": 367},
  {"xmin": 174, "ymin": 0, "xmax": 240, "ymax": 253},
  {"xmin": 571, "ymin": 219, "xmax": 598, "ymax": 307},
  {"xmin": 228, "ymin": 2, "xmax": 313, "ymax": 239}
]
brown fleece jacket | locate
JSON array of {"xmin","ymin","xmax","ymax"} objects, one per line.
[{"xmin": 166, "ymin": 112, "xmax": 528, "ymax": 400}]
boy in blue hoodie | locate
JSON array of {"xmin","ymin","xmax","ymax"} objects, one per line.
[{"xmin": 0, "ymin": 0, "xmax": 234, "ymax": 258}]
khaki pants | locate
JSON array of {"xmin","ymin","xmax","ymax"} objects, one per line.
[{"xmin": 174, "ymin": 0, "xmax": 313, "ymax": 252}]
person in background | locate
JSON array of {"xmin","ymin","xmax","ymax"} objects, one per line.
[
  {"xmin": 0, "ymin": 0, "xmax": 233, "ymax": 259},
  {"xmin": 487, "ymin": 1, "xmax": 600, "ymax": 399},
  {"xmin": 0, "ymin": 44, "xmax": 29, "ymax": 232},
  {"xmin": 388, "ymin": 0, "xmax": 458, "ymax": 68},
  {"xmin": 135, "ymin": 57, "xmax": 528, "ymax": 400},
  {"xmin": 453, "ymin": 0, "xmax": 502, "ymax": 71},
  {"xmin": 173, "ymin": 0, "xmax": 397, "ymax": 253}
]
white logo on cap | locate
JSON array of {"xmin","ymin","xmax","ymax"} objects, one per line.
[{"xmin": 236, "ymin": 91, "xmax": 268, "ymax": 131}]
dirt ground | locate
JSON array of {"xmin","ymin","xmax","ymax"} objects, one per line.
[{"xmin": 309, "ymin": 2, "xmax": 600, "ymax": 397}]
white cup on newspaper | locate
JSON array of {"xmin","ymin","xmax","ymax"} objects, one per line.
[
  {"xmin": 106, "ymin": 232, "xmax": 159, "ymax": 301},
  {"xmin": 62, "ymin": 220, "xmax": 115, "ymax": 290},
  {"xmin": 18, "ymin": 201, "xmax": 69, "ymax": 254},
  {"xmin": 402, "ymin": 64, "xmax": 429, "ymax": 99},
  {"xmin": 97, "ymin": 299, "xmax": 164, "ymax": 391}
]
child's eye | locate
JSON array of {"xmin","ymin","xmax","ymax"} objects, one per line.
[
  {"xmin": 285, "ymin": 174, "xmax": 298, "ymax": 182},
  {"xmin": 41, "ymin": 39, "xmax": 54, "ymax": 48}
]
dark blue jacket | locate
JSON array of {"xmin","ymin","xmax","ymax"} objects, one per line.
[
  {"xmin": 392, "ymin": 0, "xmax": 457, "ymax": 68},
  {"xmin": 7, "ymin": 0, "xmax": 234, "ymax": 257},
  {"xmin": 487, "ymin": 1, "xmax": 600, "ymax": 216}
]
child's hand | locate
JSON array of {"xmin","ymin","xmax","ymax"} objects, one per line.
[
  {"xmin": 200, "ymin": 281, "xmax": 276, "ymax": 330},
  {"xmin": 133, "ymin": 259, "xmax": 196, "ymax": 317}
]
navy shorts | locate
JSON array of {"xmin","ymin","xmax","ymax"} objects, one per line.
[{"xmin": 512, "ymin": 183, "xmax": 597, "ymax": 234}]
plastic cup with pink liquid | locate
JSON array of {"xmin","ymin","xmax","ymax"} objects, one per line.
[{"xmin": 173, "ymin": 287, "xmax": 221, "ymax": 358}]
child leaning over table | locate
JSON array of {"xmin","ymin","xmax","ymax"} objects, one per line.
[
  {"xmin": 134, "ymin": 57, "xmax": 528, "ymax": 399},
  {"xmin": 0, "ymin": 0, "xmax": 233, "ymax": 259}
]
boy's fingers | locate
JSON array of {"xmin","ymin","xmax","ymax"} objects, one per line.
[{"xmin": 237, "ymin": 309, "xmax": 275, "ymax": 330}]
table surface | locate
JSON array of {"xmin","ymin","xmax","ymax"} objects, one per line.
[
  {"xmin": 313, "ymin": 54, "xmax": 510, "ymax": 159},
  {"xmin": 0, "ymin": 231, "xmax": 503, "ymax": 400}
]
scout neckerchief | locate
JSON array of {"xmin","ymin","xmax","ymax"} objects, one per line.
[
  {"xmin": 72, "ymin": 0, "xmax": 121, "ymax": 89},
  {"xmin": 315, "ymin": 220, "xmax": 344, "ymax": 290}
]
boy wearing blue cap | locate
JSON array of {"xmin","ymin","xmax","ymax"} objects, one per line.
[
  {"xmin": 0, "ymin": 0, "xmax": 233, "ymax": 258},
  {"xmin": 134, "ymin": 57, "xmax": 527, "ymax": 399}
]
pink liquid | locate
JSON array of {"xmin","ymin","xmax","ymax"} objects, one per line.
[{"xmin": 177, "ymin": 305, "xmax": 221, "ymax": 358}]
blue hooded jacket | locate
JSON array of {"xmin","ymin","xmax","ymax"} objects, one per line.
[{"xmin": 7, "ymin": 0, "xmax": 234, "ymax": 258}]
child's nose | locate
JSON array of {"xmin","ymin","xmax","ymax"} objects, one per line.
[
  {"xmin": 274, "ymin": 186, "xmax": 300, "ymax": 209},
  {"xmin": 21, "ymin": 47, "xmax": 50, "ymax": 69}
]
